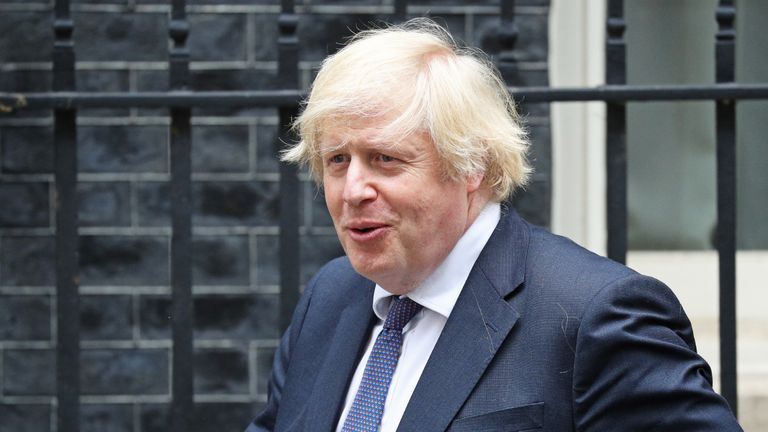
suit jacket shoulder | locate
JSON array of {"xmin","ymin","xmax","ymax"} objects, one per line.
[{"xmin": 248, "ymin": 209, "xmax": 743, "ymax": 432}]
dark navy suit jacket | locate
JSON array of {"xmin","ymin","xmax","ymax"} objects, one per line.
[{"xmin": 246, "ymin": 209, "xmax": 742, "ymax": 431}]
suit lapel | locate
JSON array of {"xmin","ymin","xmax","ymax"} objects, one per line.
[
  {"xmin": 303, "ymin": 282, "xmax": 376, "ymax": 432},
  {"xmin": 397, "ymin": 208, "xmax": 530, "ymax": 432}
]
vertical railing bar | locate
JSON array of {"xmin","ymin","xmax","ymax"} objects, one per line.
[
  {"xmin": 605, "ymin": 0, "xmax": 627, "ymax": 264},
  {"xmin": 393, "ymin": 0, "xmax": 407, "ymax": 23},
  {"xmin": 52, "ymin": 0, "xmax": 80, "ymax": 431},
  {"xmin": 497, "ymin": 0, "xmax": 518, "ymax": 71},
  {"xmin": 53, "ymin": 1, "xmax": 80, "ymax": 431},
  {"xmin": 715, "ymin": 0, "xmax": 738, "ymax": 414},
  {"xmin": 498, "ymin": 0, "xmax": 521, "ymax": 207},
  {"xmin": 278, "ymin": 0, "xmax": 300, "ymax": 332},
  {"xmin": 169, "ymin": 0, "xmax": 194, "ymax": 430}
]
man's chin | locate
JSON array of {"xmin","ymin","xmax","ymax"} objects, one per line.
[{"xmin": 347, "ymin": 256, "xmax": 391, "ymax": 284}]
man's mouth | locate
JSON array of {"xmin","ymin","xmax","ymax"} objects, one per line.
[
  {"xmin": 352, "ymin": 226, "xmax": 378, "ymax": 233},
  {"xmin": 345, "ymin": 222, "xmax": 390, "ymax": 240}
]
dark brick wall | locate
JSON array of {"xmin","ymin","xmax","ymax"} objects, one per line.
[{"xmin": 0, "ymin": 1, "xmax": 550, "ymax": 430}]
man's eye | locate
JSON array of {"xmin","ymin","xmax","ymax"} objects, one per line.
[
  {"xmin": 378, "ymin": 154, "xmax": 396, "ymax": 163},
  {"xmin": 329, "ymin": 154, "xmax": 347, "ymax": 164}
]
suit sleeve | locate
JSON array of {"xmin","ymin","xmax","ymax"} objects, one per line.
[
  {"xmin": 244, "ymin": 278, "xmax": 316, "ymax": 432},
  {"xmin": 572, "ymin": 274, "xmax": 742, "ymax": 431}
]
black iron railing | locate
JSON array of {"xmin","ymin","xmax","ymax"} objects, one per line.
[
  {"xmin": 51, "ymin": 2, "xmax": 79, "ymax": 432},
  {"xmin": 715, "ymin": 0, "xmax": 738, "ymax": 411},
  {"xmin": 0, "ymin": 0, "xmax": 758, "ymax": 430},
  {"xmin": 168, "ymin": 1, "xmax": 194, "ymax": 430}
]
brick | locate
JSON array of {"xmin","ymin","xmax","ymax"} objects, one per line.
[
  {"xmin": 255, "ymin": 234, "xmax": 279, "ymax": 286},
  {"xmin": 308, "ymin": 0, "xmax": 382, "ymax": 4},
  {"xmin": 510, "ymin": 178, "xmax": 550, "ymax": 228},
  {"xmin": 502, "ymin": 68, "xmax": 549, "ymax": 88},
  {"xmin": 187, "ymin": 403, "xmax": 256, "ymax": 432},
  {"xmin": 406, "ymin": 0, "xmax": 548, "ymax": 6},
  {"xmin": 189, "ymin": 69, "xmax": 281, "ymax": 117},
  {"xmin": 139, "ymin": 404, "xmax": 169, "ymax": 432},
  {"xmin": 139, "ymin": 0, "xmax": 278, "ymax": 3},
  {"xmin": 81, "ymin": 349, "xmax": 168, "ymax": 395},
  {"xmin": 308, "ymin": 182, "xmax": 334, "ymax": 227},
  {"xmin": 192, "ymin": 125, "xmax": 250, "ymax": 173},
  {"xmin": 138, "ymin": 65, "xmax": 279, "ymax": 114},
  {"xmin": 193, "ymin": 236, "xmax": 250, "ymax": 286},
  {"xmin": 477, "ymin": 13, "xmax": 549, "ymax": 63},
  {"xmin": 0, "ymin": 71, "xmax": 51, "ymax": 118},
  {"xmin": 74, "ymin": 12, "xmax": 167, "ymax": 62},
  {"xmin": 135, "ymin": 182, "xmax": 169, "ymax": 226},
  {"xmin": 0, "ymin": 404, "xmax": 50, "ymax": 432},
  {"xmin": 78, "ymin": 126, "xmax": 168, "ymax": 174},
  {"xmin": 81, "ymin": 404, "xmax": 133, "ymax": 432},
  {"xmin": 192, "ymin": 294, "xmax": 278, "ymax": 340},
  {"xmin": 255, "ymin": 123, "xmax": 280, "ymax": 174},
  {"xmin": 0, "ymin": 296, "xmax": 51, "ymax": 341},
  {"xmin": 77, "ymin": 70, "xmax": 131, "ymax": 118},
  {"xmin": 3, "ymin": 349, "xmax": 55, "ymax": 396},
  {"xmin": 141, "ymin": 402, "xmax": 257, "ymax": 432},
  {"xmin": 252, "ymin": 13, "xmax": 279, "ymax": 61},
  {"xmin": 300, "ymin": 234, "xmax": 344, "ymax": 284},
  {"xmin": 295, "ymin": 14, "xmax": 464, "ymax": 49},
  {"xmin": 409, "ymin": 0, "xmax": 496, "ymax": 3},
  {"xmin": 256, "ymin": 346, "xmax": 276, "ymax": 395},
  {"xmin": 510, "ymin": 69, "xmax": 550, "ymax": 119},
  {"xmin": 527, "ymin": 123, "xmax": 552, "ymax": 176},
  {"xmin": 140, "ymin": 404, "xmax": 171, "ymax": 432},
  {"xmin": 80, "ymin": 295, "xmax": 133, "ymax": 340},
  {"xmin": 139, "ymin": 294, "xmax": 280, "ymax": 340},
  {"xmin": 135, "ymin": 70, "xmax": 168, "ymax": 92},
  {"xmin": 0, "ymin": 70, "xmax": 50, "ymax": 93},
  {"xmin": 0, "ymin": 182, "xmax": 49, "ymax": 228},
  {"xmin": 0, "ymin": 127, "xmax": 54, "ymax": 174},
  {"xmin": 136, "ymin": 181, "xmax": 283, "ymax": 227},
  {"xmin": 192, "ymin": 69, "xmax": 280, "ymax": 92},
  {"xmin": 189, "ymin": 14, "xmax": 247, "ymax": 62},
  {"xmin": 297, "ymin": 14, "xmax": 380, "ymax": 62},
  {"xmin": 72, "ymin": 0, "xmax": 129, "ymax": 4},
  {"xmin": 80, "ymin": 236, "xmax": 169, "ymax": 286},
  {"xmin": 408, "ymin": 14, "xmax": 467, "ymax": 45},
  {"xmin": 0, "ymin": 236, "xmax": 55, "ymax": 287},
  {"xmin": 517, "ymin": 99, "xmax": 551, "ymax": 121},
  {"xmin": 194, "ymin": 348, "xmax": 249, "ymax": 394},
  {"xmin": 0, "ymin": 12, "xmax": 52, "ymax": 63},
  {"xmin": 76, "ymin": 69, "xmax": 130, "ymax": 92},
  {"xmin": 78, "ymin": 182, "xmax": 131, "ymax": 227},
  {"xmin": 133, "ymin": 70, "xmax": 168, "ymax": 117},
  {"xmin": 195, "ymin": 181, "xmax": 280, "ymax": 227}
]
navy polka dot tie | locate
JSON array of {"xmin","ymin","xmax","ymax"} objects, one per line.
[{"xmin": 341, "ymin": 296, "xmax": 422, "ymax": 432}]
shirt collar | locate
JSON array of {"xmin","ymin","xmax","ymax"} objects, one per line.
[{"xmin": 372, "ymin": 202, "xmax": 501, "ymax": 320}]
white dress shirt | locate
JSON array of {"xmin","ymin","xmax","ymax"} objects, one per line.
[{"xmin": 335, "ymin": 202, "xmax": 501, "ymax": 432}]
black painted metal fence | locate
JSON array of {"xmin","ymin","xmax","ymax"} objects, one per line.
[{"xmin": 0, "ymin": 0, "xmax": 759, "ymax": 430}]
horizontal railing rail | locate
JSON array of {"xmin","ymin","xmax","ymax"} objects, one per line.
[{"xmin": 3, "ymin": 83, "xmax": 768, "ymax": 112}]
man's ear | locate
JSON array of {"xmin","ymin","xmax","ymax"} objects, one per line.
[{"xmin": 466, "ymin": 173, "xmax": 484, "ymax": 193}]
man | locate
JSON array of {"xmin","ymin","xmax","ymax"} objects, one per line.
[{"xmin": 246, "ymin": 19, "xmax": 742, "ymax": 431}]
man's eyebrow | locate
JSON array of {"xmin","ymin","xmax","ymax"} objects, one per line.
[
  {"xmin": 319, "ymin": 139, "xmax": 398, "ymax": 155},
  {"xmin": 318, "ymin": 141, "xmax": 348, "ymax": 156}
]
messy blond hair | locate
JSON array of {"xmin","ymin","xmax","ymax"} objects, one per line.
[{"xmin": 282, "ymin": 18, "xmax": 531, "ymax": 201}]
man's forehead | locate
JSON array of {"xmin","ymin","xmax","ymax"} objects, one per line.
[
  {"xmin": 318, "ymin": 124, "xmax": 431, "ymax": 155},
  {"xmin": 322, "ymin": 115, "xmax": 391, "ymax": 135}
]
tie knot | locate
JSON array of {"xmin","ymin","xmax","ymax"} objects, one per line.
[{"xmin": 383, "ymin": 297, "xmax": 422, "ymax": 331}]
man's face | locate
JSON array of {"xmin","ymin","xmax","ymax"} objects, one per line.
[{"xmin": 320, "ymin": 117, "xmax": 481, "ymax": 294}]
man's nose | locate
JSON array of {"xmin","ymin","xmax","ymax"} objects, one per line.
[{"xmin": 342, "ymin": 159, "xmax": 377, "ymax": 206}]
